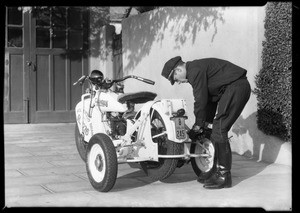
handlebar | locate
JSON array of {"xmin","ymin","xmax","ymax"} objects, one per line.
[
  {"xmin": 73, "ymin": 74, "xmax": 155, "ymax": 88},
  {"xmin": 115, "ymin": 75, "xmax": 155, "ymax": 85},
  {"xmin": 73, "ymin": 75, "xmax": 87, "ymax": 86}
]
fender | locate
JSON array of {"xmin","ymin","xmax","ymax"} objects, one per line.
[
  {"xmin": 75, "ymin": 95, "xmax": 109, "ymax": 142},
  {"xmin": 134, "ymin": 99, "xmax": 188, "ymax": 143},
  {"xmin": 151, "ymin": 99, "xmax": 188, "ymax": 143},
  {"xmin": 131, "ymin": 100, "xmax": 159, "ymax": 161}
]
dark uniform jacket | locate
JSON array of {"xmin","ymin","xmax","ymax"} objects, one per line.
[{"xmin": 186, "ymin": 58, "xmax": 247, "ymax": 127}]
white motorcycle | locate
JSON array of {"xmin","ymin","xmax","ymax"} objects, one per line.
[{"xmin": 73, "ymin": 70, "xmax": 215, "ymax": 192}]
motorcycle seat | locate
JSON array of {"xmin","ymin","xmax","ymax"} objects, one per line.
[{"xmin": 118, "ymin": 91, "xmax": 157, "ymax": 104}]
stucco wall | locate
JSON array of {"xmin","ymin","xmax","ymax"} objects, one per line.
[{"xmin": 121, "ymin": 6, "xmax": 291, "ymax": 165}]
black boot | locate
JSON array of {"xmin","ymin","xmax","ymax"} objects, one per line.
[
  {"xmin": 203, "ymin": 169, "xmax": 232, "ymax": 189},
  {"xmin": 204, "ymin": 142, "xmax": 232, "ymax": 189},
  {"xmin": 197, "ymin": 169, "xmax": 214, "ymax": 183}
]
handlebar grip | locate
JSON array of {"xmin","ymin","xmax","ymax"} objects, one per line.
[
  {"xmin": 142, "ymin": 78, "xmax": 155, "ymax": 85},
  {"xmin": 73, "ymin": 75, "xmax": 86, "ymax": 86},
  {"xmin": 134, "ymin": 76, "xmax": 155, "ymax": 85}
]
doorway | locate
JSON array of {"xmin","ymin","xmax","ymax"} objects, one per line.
[{"xmin": 4, "ymin": 6, "xmax": 89, "ymax": 123}]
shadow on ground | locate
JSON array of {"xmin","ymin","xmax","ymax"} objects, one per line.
[
  {"xmin": 111, "ymin": 155, "xmax": 270, "ymax": 192},
  {"xmin": 111, "ymin": 169, "xmax": 155, "ymax": 192}
]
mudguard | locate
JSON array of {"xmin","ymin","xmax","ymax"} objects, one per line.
[
  {"xmin": 75, "ymin": 94, "xmax": 109, "ymax": 142},
  {"xmin": 128, "ymin": 101, "xmax": 158, "ymax": 161},
  {"xmin": 129, "ymin": 99, "xmax": 188, "ymax": 161},
  {"xmin": 151, "ymin": 99, "xmax": 188, "ymax": 143}
]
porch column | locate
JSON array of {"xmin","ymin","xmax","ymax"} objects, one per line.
[{"xmin": 89, "ymin": 24, "xmax": 116, "ymax": 79}]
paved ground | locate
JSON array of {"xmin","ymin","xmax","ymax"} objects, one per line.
[{"xmin": 4, "ymin": 123, "xmax": 292, "ymax": 210}]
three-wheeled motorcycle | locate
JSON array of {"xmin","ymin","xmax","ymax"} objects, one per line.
[{"xmin": 73, "ymin": 70, "xmax": 215, "ymax": 192}]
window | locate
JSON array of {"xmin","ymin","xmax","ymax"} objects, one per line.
[
  {"xmin": 35, "ymin": 6, "xmax": 86, "ymax": 50},
  {"xmin": 6, "ymin": 7, "xmax": 23, "ymax": 47}
]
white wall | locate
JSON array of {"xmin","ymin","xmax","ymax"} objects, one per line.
[
  {"xmin": 122, "ymin": 6, "xmax": 263, "ymax": 118},
  {"xmin": 121, "ymin": 6, "xmax": 291, "ymax": 165}
]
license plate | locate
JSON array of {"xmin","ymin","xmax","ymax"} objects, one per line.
[{"xmin": 173, "ymin": 117, "xmax": 186, "ymax": 139}]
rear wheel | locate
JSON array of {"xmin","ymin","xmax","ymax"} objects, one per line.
[
  {"xmin": 140, "ymin": 109, "xmax": 183, "ymax": 181},
  {"xmin": 86, "ymin": 133, "xmax": 118, "ymax": 192},
  {"xmin": 190, "ymin": 138, "xmax": 215, "ymax": 176}
]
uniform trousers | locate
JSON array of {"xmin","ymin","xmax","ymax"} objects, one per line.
[{"xmin": 210, "ymin": 77, "xmax": 251, "ymax": 145}]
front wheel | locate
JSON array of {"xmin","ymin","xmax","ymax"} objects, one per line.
[
  {"xmin": 190, "ymin": 138, "xmax": 215, "ymax": 177},
  {"xmin": 86, "ymin": 133, "xmax": 118, "ymax": 192}
]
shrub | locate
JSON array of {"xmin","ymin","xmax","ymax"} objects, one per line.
[{"xmin": 253, "ymin": 2, "xmax": 292, "ymax": 141}]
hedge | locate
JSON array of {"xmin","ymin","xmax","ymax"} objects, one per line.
[{"xmin": 253, "ymin": 2, "xmax": 292, "ymax": 141}]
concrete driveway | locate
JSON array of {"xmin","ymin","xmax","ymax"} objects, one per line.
[{"xmin": 4, "ymin": 123, "xmax": 292, "ymax": 210}]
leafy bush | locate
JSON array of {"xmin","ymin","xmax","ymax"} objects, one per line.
[{"xmin": 254, "ymin": 2, "xmax": 292, "ymax": 141}]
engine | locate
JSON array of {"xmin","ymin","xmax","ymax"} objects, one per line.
[
  {"xmin": 107, "ymin": 112, "xmax": 127, "ymax": 139},
  {"xmin": 107, "ymin": 101, "xmax": 137, "ymax": 140}
]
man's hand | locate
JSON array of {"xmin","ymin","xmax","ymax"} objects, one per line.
[
  {"xmin": 187, "ymin": 129, "xmax": 199, "ymax": 141},
  {"xmin": 192, "ymin": 125, "xmax": 203, "ymax": 133},
  {"xmin": 188, "ymin": 125, "xmax": 204, "ymax": 141}
]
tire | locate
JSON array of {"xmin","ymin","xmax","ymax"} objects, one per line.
[
  {"xmin": 75, "ymin": 123, "xmax": 87, "ymax": 161},
  {"xmin": 140, "ymin": 109, "xmax": 183, "ymax": 181},
  {"xmin": 86, "ymin": 133, "xmax": 118, "ymax": 192},
  {"xmin": 190, "ymin": 138, "xmax": 215, "ymax": 176}
]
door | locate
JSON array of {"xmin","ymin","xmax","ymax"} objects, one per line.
[
  {"xmin": 4, "ymin": 7, "xmax": 30, "ymax": 123},
  {"xmin": 29, "ymin": 7, "xmax": 89, "ymax": 123},
  {"xmin": 4, "ymin": 6, "xmax": 89, "ymax": 123}
]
